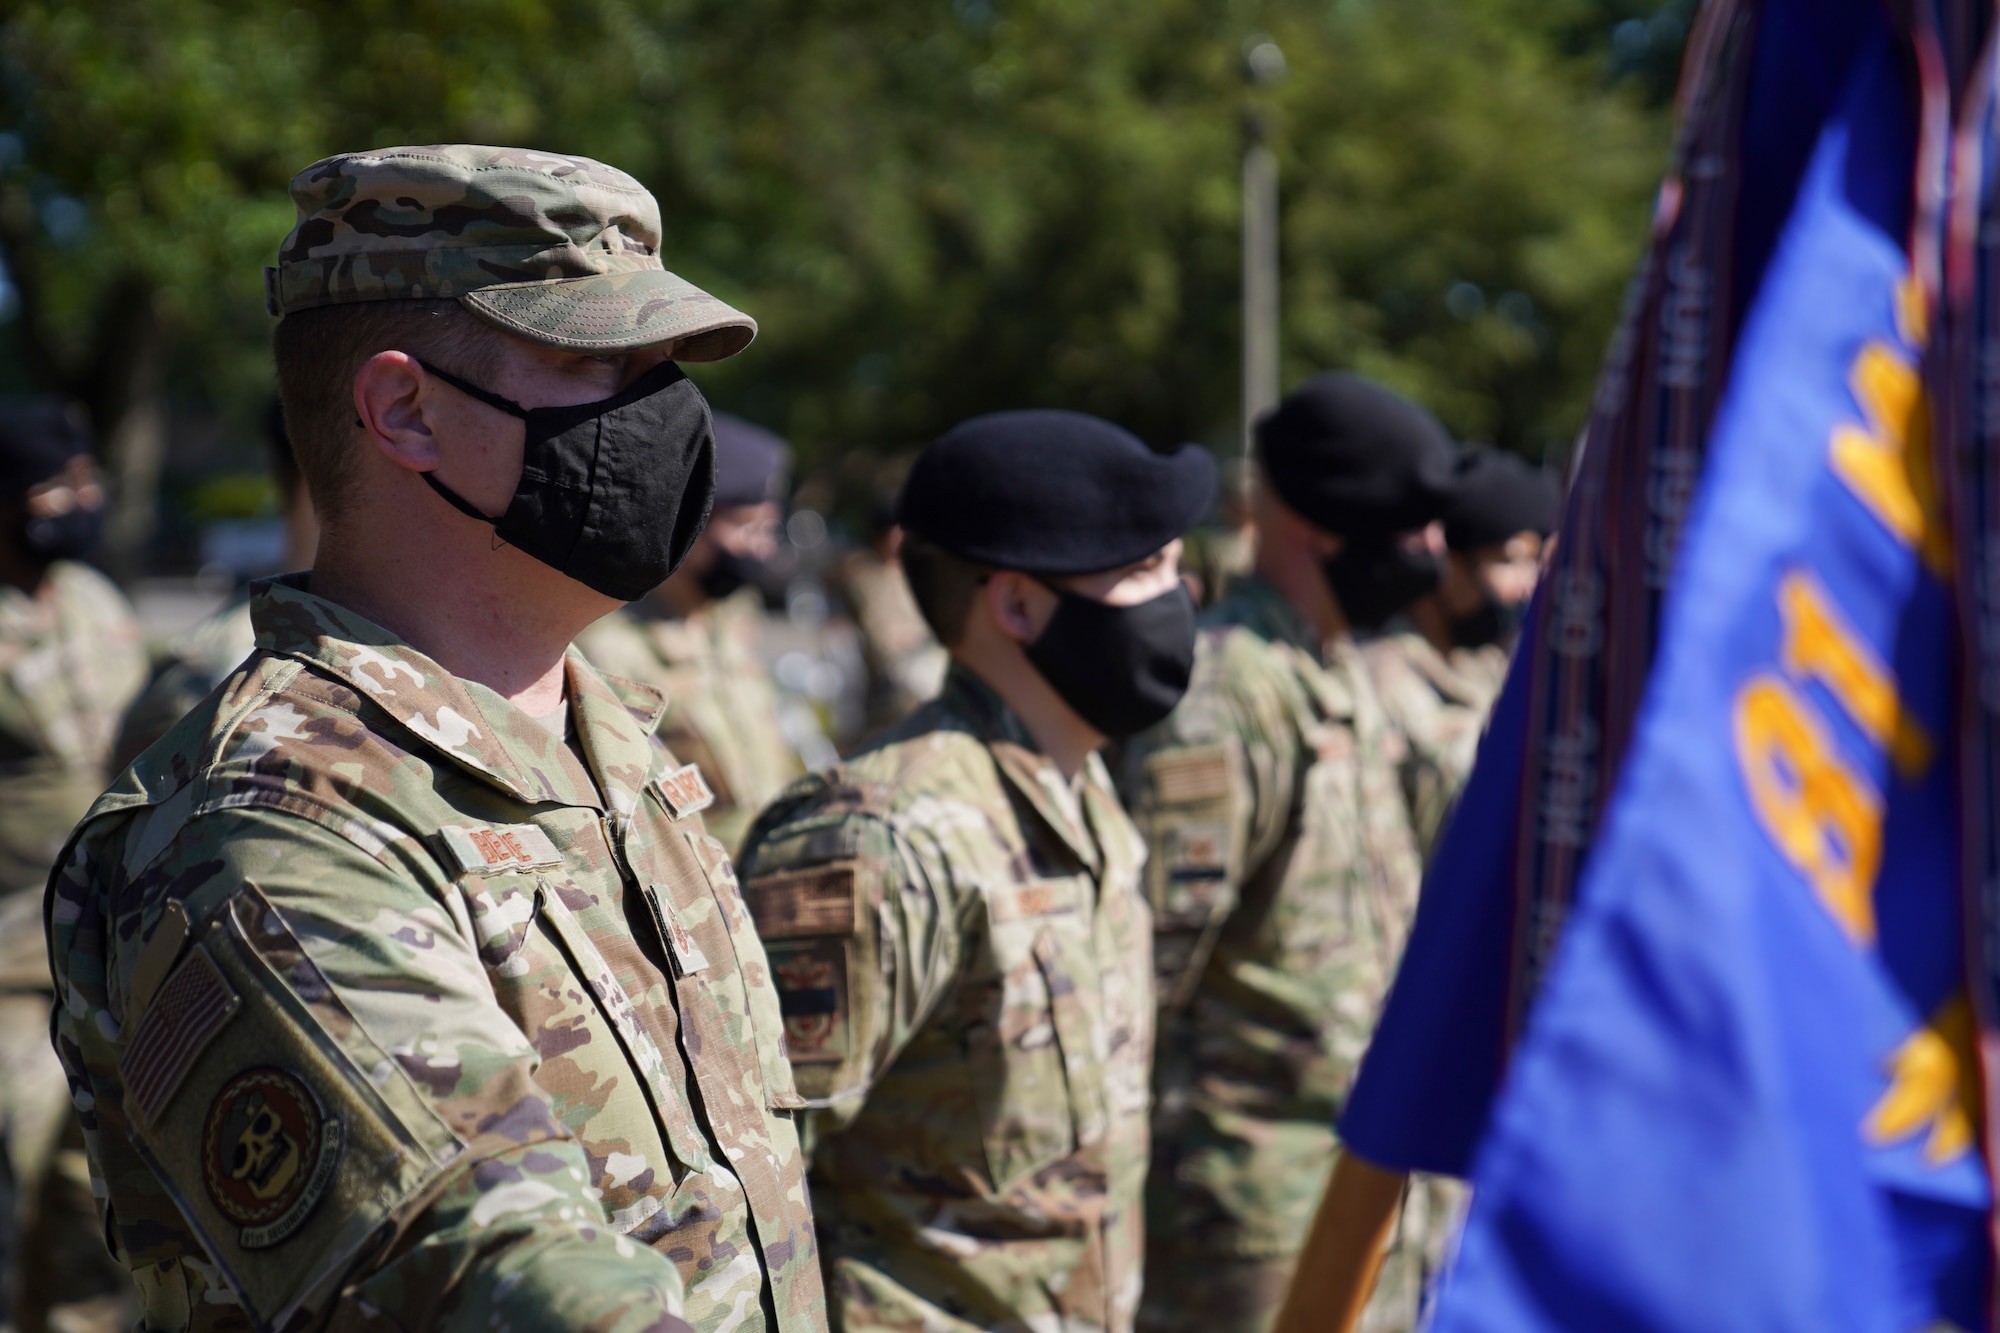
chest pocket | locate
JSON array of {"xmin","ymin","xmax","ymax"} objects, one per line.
[
  {"xmin": 1139, "ymin": 742, "xmax": 1239, "ymax": 1009},
  {"xmin": 1283, "ymin": 724, "xmax": 1394, "ymax": 977},
  {"xmin": 458, "ymin": 869, "xmax": 704, "ymax": 1220},
  {"xmin": 964, "ymin": 875, "xmax": 1108, "ymax": 1189}
]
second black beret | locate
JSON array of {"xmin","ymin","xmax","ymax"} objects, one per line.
[
  {"xmin": 1255, "ymin": 372, "xmax": 1458, "ymax": 539},
  {"xmin": 1443, "ymin": 446, "xmax": 1560, "ymax": 550},
  {"xmin": 0, "ymin": 400, "xmax": 91, "ymax": 503},
  {"xmin": 899, "ymin": 409, "xmax": 1215, "ymax": 575},
  {"xmin": 711, "ymin": 412, "xmax": 792, "ymax": 509}
]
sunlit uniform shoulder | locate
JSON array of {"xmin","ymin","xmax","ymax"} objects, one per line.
[{"xmin": 46, "ymin": 576, "xmax": 826, "ymax": 1333}]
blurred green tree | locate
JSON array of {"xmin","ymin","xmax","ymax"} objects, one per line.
[{"xmin": 0, "ymin": 0, "xmax": 1670, "ymax": 563}]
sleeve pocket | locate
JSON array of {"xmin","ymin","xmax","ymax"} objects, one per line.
[
  {"xmin": 742, "ymin": 860, "xmax": 872, "ymax": 1109},
  {"xmin": 123, "ymin": 888, "xmax": 456, "ymax": 1332}
]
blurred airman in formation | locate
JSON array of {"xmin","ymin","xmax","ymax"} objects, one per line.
[
  {"xmin": 111, "ymin": 402, "xmax": 317, "ymax": 771},
  {"xmin": 23, "ymin": 142, "xmax": 1545, "ymax": 1333},
  {"xmin": 833, "ymin": 487, "xmax": 947, "ymax": 738},
  {"xmin": 0, "ymin": 403, "xmax": 143, "ymax": 1333},
  {"xmin": 1361, "ymin": 445, "xmax": 1557, "ymax": 857}
]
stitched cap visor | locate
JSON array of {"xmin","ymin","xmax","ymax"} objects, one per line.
[{"xmin": 461, "ymin": 269, "xmax": 756, "ymax": 360}]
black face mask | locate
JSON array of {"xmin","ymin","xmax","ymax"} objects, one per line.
[
  {"xmin": 697, "ymin": 548, "xmax": 764, "ymax": 602},
  {"xmin": 23, "ymin": 504, "xmax": 103, "ymax": 564},
  {"xmin": 1024, "ymin": 580, "xmax": 1197, "ymax": 738},
  {"xmin": 416, "ymin": 358, "xmax": 716, "ymax": 602},
  {"xmin": 1451, "ymin": 594, "xmax": 1527, "ymax": 650},
  {"xmin": 1324, "ymin": 541, "xmax": 1441, "ymax": 632}
]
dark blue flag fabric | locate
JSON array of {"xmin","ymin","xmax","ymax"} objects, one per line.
[
  {"xmin": 1332, "ymin": 0, "xmax": 2000, "ymax": 1324},
  {"xmin": 1340, "ymin": 0, "xmax": 1977, "ymax": 1200},
  {"xmin": 1424, "ymin": 12, "xmax": 1995, "ymax": 1326},
  {"xmin": 1339, "ymin": 0, "xmax": 1863, "ymax": 1179}
]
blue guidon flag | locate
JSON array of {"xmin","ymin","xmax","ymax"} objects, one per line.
[{"xmin": 1339, "ymin": 0, "xmax": 2000, "ymax": 1326}]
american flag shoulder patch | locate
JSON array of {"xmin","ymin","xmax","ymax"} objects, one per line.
[{"xmin": 121, "ymin": 944, "xmax": 239, "ymax": 1124}]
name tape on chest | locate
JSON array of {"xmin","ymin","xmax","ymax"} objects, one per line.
[
  {"xmin": 654, "ymin": 762, "xmax": 716, "ymax": 820},
  {"xmin": 440, "ymin": 823, "xmax": 565, "ymax": 876},
  {"xmin": 989, "ymin": 878, "xmax": 1082, "ymax": 923},
  {"xmin": 121, "ymin": 943, "xmax": 240, "ymax": 1125},
  {"xmin": 1147, "ymin": 744, "xmax": 1231, "ymax": 807},
  {"xmin": 744, "ymin": 864, "xmax": 858, "ymax": 940}
]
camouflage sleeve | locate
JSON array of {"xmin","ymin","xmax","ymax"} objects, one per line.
[
  {"xmin": 1363, "ymin": 649, "xmax": 1485, "ymax": 861},
  {"xmin": 736, "ymin": 781, "xmax": 965, "ymax": 1136},
  {"xmin": 1116, "ymin": 639, "xmax": 1300, "ymax": 1005},
  {"xmin": 53, "ymin": 806, "xmax": 691, "ymax": 1333}
]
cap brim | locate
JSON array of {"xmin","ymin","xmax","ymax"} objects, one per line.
[{"xmin": 461, "ymin": 268, "xmax": 757, "ymax": 361}]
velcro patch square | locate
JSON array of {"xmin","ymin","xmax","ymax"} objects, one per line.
[
  {"xmin": 654, "ymin": 763, "xmax": 715, "ymax": 820},
  {"xmin": 745, "ymin": 865, "xmax": 858, "ymax": 940},
  {"xmin": 767, "ymin": 940, "xmax": 850, "ymax": 1064},
  {"xmin": 1148, "ymin": 744, "xmax": 1231, "ymax": 806},
  {"xmin": 440, "ymin": 823, "xmax": 564, "ymax": 876},
  {"xmin": 122, "ymin": 944, "xmax": 239, "ymax": 1124}
]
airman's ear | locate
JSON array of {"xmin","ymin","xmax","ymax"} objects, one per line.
[
  {"xmin": 353, "ymin": 351, "xmax": 441, "ymax": 472},
  {"xmin": 984, "ymin": 570, "xmax": 1047, "ymax": 645}
]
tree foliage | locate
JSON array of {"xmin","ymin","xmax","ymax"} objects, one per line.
[{"xmin": 0, "ymin": 0, "xmax": 1672, "ymax": 486}]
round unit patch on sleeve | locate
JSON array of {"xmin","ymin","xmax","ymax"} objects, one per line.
[{"xmin": 201, "ymin": 1068, "xmax": 344, "ymax": 1250}]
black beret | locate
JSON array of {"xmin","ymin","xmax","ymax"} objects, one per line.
[
  {"xmin": 0, "ymin": 400, "xmax": 91, "ymax": 502},
  {"xmin": 899, "ymin": 409, "xmax": 1215, "ymax": 575},
  {"xmin": 1443, "ymin": 447, "xmax": 1560, "ymax": 550},
  {"xmin": 711, "ymin": 413, "xmax": 791, "ymax": 508},
  {"xmin": 1255, "ymin": 372, "xmax": 1457, "ymax": 539}
]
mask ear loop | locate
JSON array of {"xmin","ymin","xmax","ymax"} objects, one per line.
[{"xmin": 398, "ymin": 355, "xmax": 525, "ymax": 545}]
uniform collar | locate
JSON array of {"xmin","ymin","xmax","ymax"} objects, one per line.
[
  {"xmin": 1219, "ymin": 573, "xmax": 1326, "ymax": 659},
  {"xmin": 249, "ymin": 575, "xmax": 667, "ymax": 813},
  {"xmin": 1214, "ymin": 572, "xmax": 1359, "ymax": 720},
  {"xmin": 936, "ymin": 663, "xmax": 1110, "ymax": 874},
  {"xmin": 1379, "ymin": 628, "xmax": 1491, "ymax": 706}
]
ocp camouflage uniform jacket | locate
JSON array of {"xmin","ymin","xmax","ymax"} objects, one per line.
[
  {"xmin": 736, "ymin": 666, "xmax": 1153, "ymax": 1333},
  {"xmin": 45, "ymin": 577, "xmax": 827, "ymax": 1333},
  {"xmin": 1358, "ymin": 628, "xmax": 1503, "ymax": 861},
  {"xmin": 577, "ymin": 590, "xmax": 812, "ymax": 856},
  {"xmin": 1113, "ymin": 574, "xmax": 1424, "ymax": 1262}
]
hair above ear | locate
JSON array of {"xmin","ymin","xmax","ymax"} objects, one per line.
[{"xmin": 272, "ymin": 299, "xmax": 507, "ymax": 522}]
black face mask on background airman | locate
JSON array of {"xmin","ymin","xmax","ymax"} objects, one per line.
[
  {"xmin": 416, "ymin": 358, "xmax": 716, "ymax": 602},
  {"xmin": 22, "ymin": 505, "xmax": 103, "ymax": 565},
  {"xmin": 1451, "ymin": 594, "xmax": 1528, "ymax": 650},
  {"xmin": 1324, "ymin": 540, "xmax": 1441, "ymax": 632},
  {"xmin": 1025, "ymin": 580, "xmax": 1197, "ymax": 738},
  {"xmin": 697, "ymin": 548, "xmax": 766, "ymax": 602}
]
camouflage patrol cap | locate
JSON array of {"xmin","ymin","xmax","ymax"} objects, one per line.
[{"xmin": 266, "ymin": 145, "xmax": 756, "ymax": 361}]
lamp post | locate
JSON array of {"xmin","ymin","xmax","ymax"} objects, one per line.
[{"xmin": 1242, "ymin": 38, "xmax": 1285, "ymax": 470}]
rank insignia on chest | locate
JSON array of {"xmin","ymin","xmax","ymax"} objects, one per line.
[
  {"xmin": 440, "ymin": 822, "xmax": 565, "ymax": 876},
  {"xmin": 647, "ymin": 886, "xmax": 709, "ymax": 976},
  {"xmin": 200, "ymin": 1068, "xmax": 343, "ymax": 1250},
  {"xmin": 655, "ymin": 762, "xmax": 715, "ymax": 820}
]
